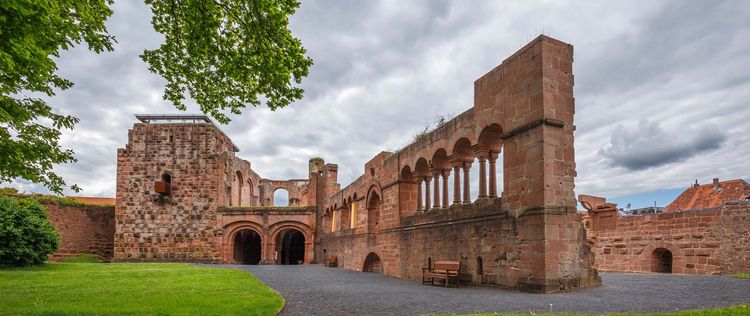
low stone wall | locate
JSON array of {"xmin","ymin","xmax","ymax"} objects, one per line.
[
  {"xmin": 46, "ymin": 203, "xmax": 115, "ymax": 261},
  {"xmin": 590, "ymin": 201, "xmax": 750, "ymax": 275}
]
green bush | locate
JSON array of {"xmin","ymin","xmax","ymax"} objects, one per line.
[{"xmin": 0, "ymin": 197, "xmax": 60, "ymax": 268}]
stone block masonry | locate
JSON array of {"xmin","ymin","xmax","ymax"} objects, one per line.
[
  {"xmin": 588, "ymin": 201, "xmax": 750, "ymax": 275},
  {"xmin": 317, "ymin": 35, "xmax": 600, "ymax": 293},
  {"xmin": 46, "ymin": 203, "xmax": 115, "ymax": 261}
]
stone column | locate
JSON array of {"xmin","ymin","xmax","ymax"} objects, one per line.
[
  {"xmin": 476, "ymin": 150, "xmax": 488, "ymax": 198},
  {"xmin": 452, "ymin": 163, "xmax": 461, "ymax": 205},
  {"xmin": 433, "ymin": 171, "xmax": 441, "ymax": 209},
  {"xmin": 416, "ymin": 177, "xmax": 423, "ymax": 210},
  {"xmin": 442, "ymin": 170, "xmax": 449, "ymax": 208},
  {"xmin": 462, "ymin": 162, "xmax": 472, "ymax": 203},
  {"xmin": 424, "ymin": 176, "xmax": 432, "ymax": 210},
  {"xmin": 488, "ymin": 151, "xmax": 499, "ymax": 198}
]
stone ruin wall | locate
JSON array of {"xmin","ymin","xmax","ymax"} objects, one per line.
[
  {"xmin": 587, "ymin": 201, "xmax": 750, "ymax": 275},
  {"xmin": 317, "ymin": 35, "xmax": 600, "ymax": 293},
  {"xmin": 114, "ymin": 123, "xmax": 235, "ymax": 262},
  {"xmin": 46, "ymin": 203, "xmax": 115, "ymax": 261},
  {"xmin": 114, "ymin": 121, "xmax": 317, "ymax": 263}
]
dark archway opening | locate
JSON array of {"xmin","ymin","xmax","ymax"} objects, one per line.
[
  {"xmin": 277, "ymin": 229, "xmax": 305, "ymax": 265},
  {"xmin": 233, "ymin": 229, "xmax": 261, "ymax": 265},
  {"xmin": 363, "ymin": 252, "xmax": 383, "ymax": 273},
  {"xmin": 652, "ymin": 248, "xmax": 673, "ymax": 273}
]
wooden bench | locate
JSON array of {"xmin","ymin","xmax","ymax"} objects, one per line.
[
  {"xmin": 422, "ymin": 260, "xmax": 461, "ymax": 288},
  {"xmin": 324, "ymin": 256, "xmax": 338, "ymax": 268}
]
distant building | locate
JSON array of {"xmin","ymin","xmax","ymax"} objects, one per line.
[
  {"xmin": 626, "ymin": 206, "xmax": 664, "ymax": 215},
  {"xmin": 664, "ymin": 178, "xmax": 750, "ymax": 212}
]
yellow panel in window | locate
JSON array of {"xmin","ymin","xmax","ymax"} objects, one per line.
[{"xmin": 350, "ymin": 203, "xmax": 357, "ymax": 229}]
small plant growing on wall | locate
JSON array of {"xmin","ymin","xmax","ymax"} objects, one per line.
[{"xmin": 0, "ymin": 197, "xmax": 60, "ymax": 267}]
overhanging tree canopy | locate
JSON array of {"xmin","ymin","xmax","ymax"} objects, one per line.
[{"xmin": 0, "ymin": 0, "xmax": 312, "ymax": 194}]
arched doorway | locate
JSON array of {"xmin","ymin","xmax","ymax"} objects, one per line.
[
  {"xmin": 363, "ymin": 252, "xmax": 382, "ymax": 273},
  {"xmin": 233, "ymin": 229, "xmax": 261, "ymax": 264},
  {"xmin": 652, "ymin": 248, "xmax": 673, "ymax": 273},
  {"xmin": 276, "ymin": 228, "xmax": 305, "ymax": 265}
]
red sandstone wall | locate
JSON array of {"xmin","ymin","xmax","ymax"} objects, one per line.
[
  {"xmin": 115, "ymin": 123, "xmax": 232, "ymax": 262},
  {"xmin": 46, "ymin": 203, "xmax": 115, "ymax": 261},
  {"xmin": 590, "ymin": 201, "xmax": 750, "ymax": 275},
  {"xmin": 318, "ymin": 35, "xmax": 599, "ymax": 293}
]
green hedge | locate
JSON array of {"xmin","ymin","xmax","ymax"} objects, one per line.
[{"xmin": 0, "ymin": 196, "xmax": 60, "ymax": 268}]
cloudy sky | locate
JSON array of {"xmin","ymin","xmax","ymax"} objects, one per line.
[{"xmin": 10, "ymin": 0, "xmax": 750, "ymax": 208}]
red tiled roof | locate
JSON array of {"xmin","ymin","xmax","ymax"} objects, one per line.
[
  {"xmin": 66, "ymin": 196, "xmax": 116, "ymax": 206},
  {"xmin": 664, "ymin": 179, "xmax": 750, "ymax": 212}
]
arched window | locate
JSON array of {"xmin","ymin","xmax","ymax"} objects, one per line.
[
  {"xmin": 273, "ymin": 188, "xmax": 289, "ymax": 206},
  {"xmin": 367, "ymin": 190, "xmax": 381, "ymax": 233},
  {"xmin": 350, "ymin": 197, "xmax": 358, "ymax": 229},
  {"xmin": 247, "ymin": 179, "xmax": 254, "ymax": 206},
  {"xmin": 232, "ymin": 171, "xmax": 243, "ymax": 206}
]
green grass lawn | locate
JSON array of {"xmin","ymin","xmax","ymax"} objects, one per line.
[
  {"xmin": 735, "ymin": 273, "xmax": 750, "ymax": 279},
  {"xmin": 0, "ymin": 262, "xmax": 284, "ymax": 315}
]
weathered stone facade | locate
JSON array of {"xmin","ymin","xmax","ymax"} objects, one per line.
[
  {"xmin": 316, "ymin": 36, "xmax": 599, "ymax": 293},
  {"xmin": 114, "ymin": 121, "xmax": 315, "ymax": 263},
  {"xmin": 583, "ymin": 195, "xmax": 750, "ymax": 275},
  {"xmin": 112, "ymin": 35, "xmax": 601, "ymax": 293}
]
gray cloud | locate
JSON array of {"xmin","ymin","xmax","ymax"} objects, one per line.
[
  {"xmin": 599, "ymin": 121, "xmax": 727, "ymax": 171},
  {"xmin": 4, "ymin": 0, "xmax": 750, "ymax": 203}
]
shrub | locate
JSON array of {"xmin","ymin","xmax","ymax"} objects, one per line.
[{"xmin": 0, "ymin": 197, "xmax": 60, "ymax": 268}]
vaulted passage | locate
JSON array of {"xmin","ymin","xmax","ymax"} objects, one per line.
[
  {"xmin": 363, "ymin": 252, "xmax": 383, "ymax": 273},
  {"xmin": 277, "ymin": 229, "xmax": 305, "ymax": 265},
  {"xmin": 233, "ymin": 229, "xmax": 261, "ymax": 265},
  {"xmin": 652, "ymin": 248, "xmax": 673, "ymax": 273}
]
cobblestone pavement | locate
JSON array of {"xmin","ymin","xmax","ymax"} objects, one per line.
[{"xmin": 204, "ymin": 265, "xmax": 750, "ymax": 315}]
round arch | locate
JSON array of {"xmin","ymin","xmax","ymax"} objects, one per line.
[
  {"xmin": 363, "ymin": 252, "xmax": 383, "ymax": 273},
  {"xmin": 223, "ymin": 221, "xmax": 267, "ymax": 264},
  {"xmin": 272, "ymin": 187, "xmax": 290, "ymax": 206},
  {"xmin": 270, "ymin": 221, "xmax": 314, "ymax": 265},
  {"xmin": 452, "ymin": 137, "xmax": 474, "ymax": 162},
  {"xmin": 431, "ymin": 148, "xmax": 451, "ymax": 170},
  {"xmin": 366, "ymin": 185, "xmax": 382, "ymax": 233},
  {"xmin": 232, "ymin": 171, "xmax": 244, "ymax": 206},
  {"xmin": 476, "ymin": 123, "xmax": 503, "ymax": 153},
  {"xmin": 414, "ymin": 157, "xmax": 431, "ymax": 177},
  {"xmin": 247, "ymin": 179, "xmax": 254, "ymax": 206},
  {"xmin": 640, "ymin": 241, "xmax": 685, "ymax": 274}
]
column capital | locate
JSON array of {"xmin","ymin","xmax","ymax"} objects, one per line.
[
  {"xmin": 462, "ymin": 162, "xmax": 473, "ymax": 170},
  {"xmin": 488, "ymin": 150, "xmax": 499, "ymax": 161},
  {"xmin": 472, "ymin": 145, "xmax": 490, "ymax": 159}
]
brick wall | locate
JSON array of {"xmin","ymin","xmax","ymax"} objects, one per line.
[
  {"xmin": 46, "ymin": 203, "xmax": 115, "ymax": 261},
  {"xmin": 589, "ymin": 201, "xmax": 750, "ymax": 275}
]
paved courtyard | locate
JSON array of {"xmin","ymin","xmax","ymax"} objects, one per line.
[{"xmin": 205, "ymin": 265, "xmax": 750, "ymax": 315}]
